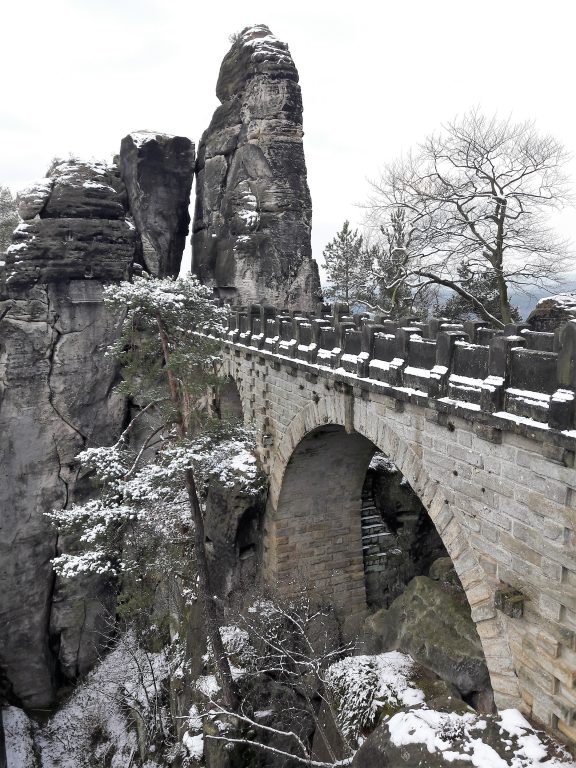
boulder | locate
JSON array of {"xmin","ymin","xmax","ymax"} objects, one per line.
[
  {"xmin": 193, "ymin": 25, "xmax": 321, "ymax": 310},
  {"xmin": 119, "ymin": 131, "xmax": 195, "ymax": 277},
  {"xmin": 527, "ymin": 293, "xmax": 576, "ymax": 332},
  {"xmin": 362, "ymin": 575, "xmax": 491, "ymax": 698},
  {"xmin": 16, "ymin": 178, "xmax": 53, "ymax": 220},
  {"xmin": 352, "ymin": 708, "xmax": 573, "ymax": 768},
  {"xmin": 41, "ymin": 159, "xmax": 126, "ymax": 220}
]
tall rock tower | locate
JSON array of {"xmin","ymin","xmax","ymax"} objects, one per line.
[{"xmin": 192, "ymin": 25, "xmax": 321, "ymax": 310}]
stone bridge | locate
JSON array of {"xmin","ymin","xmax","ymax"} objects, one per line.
[{"xmin": 216, "ymin": 303, "xmax": 576, "ymax": 743}]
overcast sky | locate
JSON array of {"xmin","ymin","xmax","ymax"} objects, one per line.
[{"xmin": 1, "ymin": 0, "xmax": 575, "ymax": 276}]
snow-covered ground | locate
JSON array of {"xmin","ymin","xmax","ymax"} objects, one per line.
[
  {"xmin": 2, "ymin": 635, "xmax": 169, "ymax": 768},
  {"xmin": 3, "ymin": 646, "xmax": 575, "ymax": 767}
]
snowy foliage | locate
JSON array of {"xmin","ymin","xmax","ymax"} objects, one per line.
[
  {"xmin": 1, "ymin": 633, "xmax": 171, "ymax": 768},
  {"xmin": 103, "ymin": 273, "xmax": 226, "ymax": 337},
  {"xmin": 103, "ymin": 273, "xmax": 226, "ymax": 406},
  {"xmin": 325, "ymin": 652, "xmax": 424, "ymax": 745},
  {"xmin": 47, "ymin": 271, "xmax": 263, "ymax": 580},
  {"xmin": 48, "ymin": 423, "xmax": 262, "ymax": 578}
]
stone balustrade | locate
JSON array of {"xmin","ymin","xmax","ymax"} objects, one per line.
[{"xmin": 216, "ymin": 302, "xmax": 576, "ymax": 441}]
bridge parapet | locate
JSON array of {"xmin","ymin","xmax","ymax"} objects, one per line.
[{"xmin": 217, "ymin": 304, "xmax": 576, "ymax": 443}]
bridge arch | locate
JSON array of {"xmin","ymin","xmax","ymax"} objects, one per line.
[{"xmin": 263, "ymin": 393, "xmax": 521, "ymax": 709}]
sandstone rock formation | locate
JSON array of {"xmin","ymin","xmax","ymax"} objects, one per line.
[
  {"xmin": 0, "ymin": 148, "xmax": 194, "ymax": 709},
  {"xmin": 192, "ymin": 24, "xmax": 321, "ymax": 310},
  {"xmin": 119, "ymin": 132, "xmax": 195, "ymax": 277},
  {"xmin": 6, "ymin": 160, "xmax": 135, "ymax": 288},
  {"xmin": 527, "ymin": 293, "xmax": 576, "ymax": 332},
  {"xmin": 0, "ymin": 160, "xmax": 135, "ymax": 708},
  {"xmin": 362, "ymin": 574, "xmax": 491, "ymax": 701}
]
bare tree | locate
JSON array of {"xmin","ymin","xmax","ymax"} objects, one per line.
[
  {"xmin": 201, "ymin": 593, "xmax": 357, "ymax": 767},
  {"xmin": 365, "ymin": 110, "xmax": 574, "ymax": 326}
]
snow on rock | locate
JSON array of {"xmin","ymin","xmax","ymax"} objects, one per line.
[
  {"xmin": 183, "ymin": 730, "xmax": 204, "ymax": 761},
  {"xmin": 384, "ymin": 706, "xmax": 575, "ymax": 767},
  {"xmin": 2, "ymin": 706, "xmax": 37, "ymax": 768},
  {"xmin": 33, "ymin": 634, "xmax": 168, "ymax": 768},
  {"xmin": 16, "ymin": 177, "xmax": 53, "ymax": 219},
  {"xmin": 369, "ymin": 452, "xmax": 399, "ymax": 473},
  {"xmin": 326, "ymin": 651, "xmax": 425, "ymax": 744},
  {"xmin": 196, "ymin": 674, "xmax": 221, "ymax": 699},
  {"xmin": 528, "ymin": 293, "xmax": 576, "ymax": 331}
]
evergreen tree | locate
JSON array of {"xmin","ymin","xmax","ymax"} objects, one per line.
[
  {"xmin": 440, "ymin": 263, "xmax": 521, "ymax": 322},
  {"xmin": 322, "ymin": 221, "xmax": 364, "ymax": 304},
  {"xmin": 48, "ymin": 274, "xmax": 243, "ymax": 709},
  {"xmin": 0, "ymin": 186, "xmax": 18, "ymax": 252}
]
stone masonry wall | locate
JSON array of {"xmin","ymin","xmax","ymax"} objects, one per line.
[{"xmin": 220, "ymin": 330, "xmax": 576, "ymax": 746}]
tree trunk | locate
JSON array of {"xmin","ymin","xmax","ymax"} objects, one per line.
[
  {"xmin": 184, "ymin": 467, "xmax": 238, "ymax": 710},
  {"xmin": 494, "ymin": 265, "xmax": 512, "ymax": 325},
  {"xmin": 156, "ymin": 314, "xmax": 237, "ymax": 710}
]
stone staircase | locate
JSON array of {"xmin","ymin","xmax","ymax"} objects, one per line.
[{"xmin": 361, "ymin": 493, "xmax": 394, "ymax": 577}]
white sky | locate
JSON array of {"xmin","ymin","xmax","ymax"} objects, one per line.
[{"xmin": 1, "ymin": 0, "xmax": 575, "ymax": 275}]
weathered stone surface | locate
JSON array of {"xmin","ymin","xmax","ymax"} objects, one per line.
[
  {"xmin": 119, "ymin": 131, "xmax": 195, "ymax": 277},
  {"xmin": 16, "ymin": 178, "xmax": 53, "ymax": 220},
  {"xmin": 0, "ymin": 158, "xmax": 142, "ymax": 708},
  {"xmin": 1, "ymin": 143, "xmax": 199, "ymax": 708},
  {"xmin": 7, "ymin": 217, "xmax": 137, "ymax": 286},
  {"xmin": 193, "ymin": 25, "xmax": 321, "ymax": 309},
  {"xmin": 0, "ymin": 281, "xmax": 127, "ymax": 707},
  {"xmin": 5, "ymin": 160, "xmax": 137, "ymax": 288},
  {"xmin": 362, "ymin": 575, "xmax": 491, "ymax": 698},
  {"xmin": 528, "ymin": 293, "xmax": 576, "ymax": 331},
  {"xmin": 203, "ymin": 475, "xmax": 265, "ymax": 600},
  {"xmin": 41, "ymin": 160, "xmax": 126, "ymax": 220}
]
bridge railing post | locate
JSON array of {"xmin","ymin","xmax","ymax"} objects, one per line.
[
  {"xmin": 358, "ymin": 323, "xmax": 386, "ymax": 377},
  {"xmin": 463, "ymin": 320, "xmax": 490, "ymax": 343},
  {"xmin": 429, "ymin": 330, "xmax": 469, "ymax": 398},
  {"xmin": 550, "ymin": 320, "xmax": 576, "ymax": 430},
  {"xmin": 481, "ymin": 335, "xmax": 526, "ymax": 412}
]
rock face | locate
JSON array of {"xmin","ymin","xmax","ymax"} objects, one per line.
[
  {"xmin": 193, "ymin": 25, "xmax": 321, "ymax": 310},
  {"xmin": 528, "ymin": 293, "xmax": 576, "ymax": 332},
  {"xmin": 362, "ymin": 456, "xmax": 448, "ymax": 608},
  {"xmin": 6, "ymin": 160, "xmax": 136, "ymax": 288},
  {"xmin": 0, "ymin": 149, "xmax": 194, "ymax": 709},
  {"xmin": 362, "ymin": 575, "xmax": 491, "ymax": 700},
  {"xmin": 119, "ymin": 132, "xmax": 195, "ymax": 277}
]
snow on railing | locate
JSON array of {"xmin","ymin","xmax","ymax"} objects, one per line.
[{"xmin": 209, "ymin": 303, "xmax": 576, "ymax": 436}]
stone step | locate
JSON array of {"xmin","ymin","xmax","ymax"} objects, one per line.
[
  {"xmin": 365, "ymin": 563, "xmax": 387, "ymax": 573},
  {"xmin": 362, "ymin": 533, "xmax": 389, "ymax": 546}
]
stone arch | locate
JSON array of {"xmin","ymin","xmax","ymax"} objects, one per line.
[{"xmin": 264, "ymin": 393, "xmax": 521, "ymax": 709}]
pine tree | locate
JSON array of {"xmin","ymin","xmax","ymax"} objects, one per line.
[
  {"xmin": 0, "ymin": 186, "xmax": 18, "ymax": 252},
  {"xmin": 322, "ymin": 221, "xmax": 364, "ymax": 304},
  {"xmin": 49, "ymin": 274, "xmax": 243, "ymax": 709}
]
